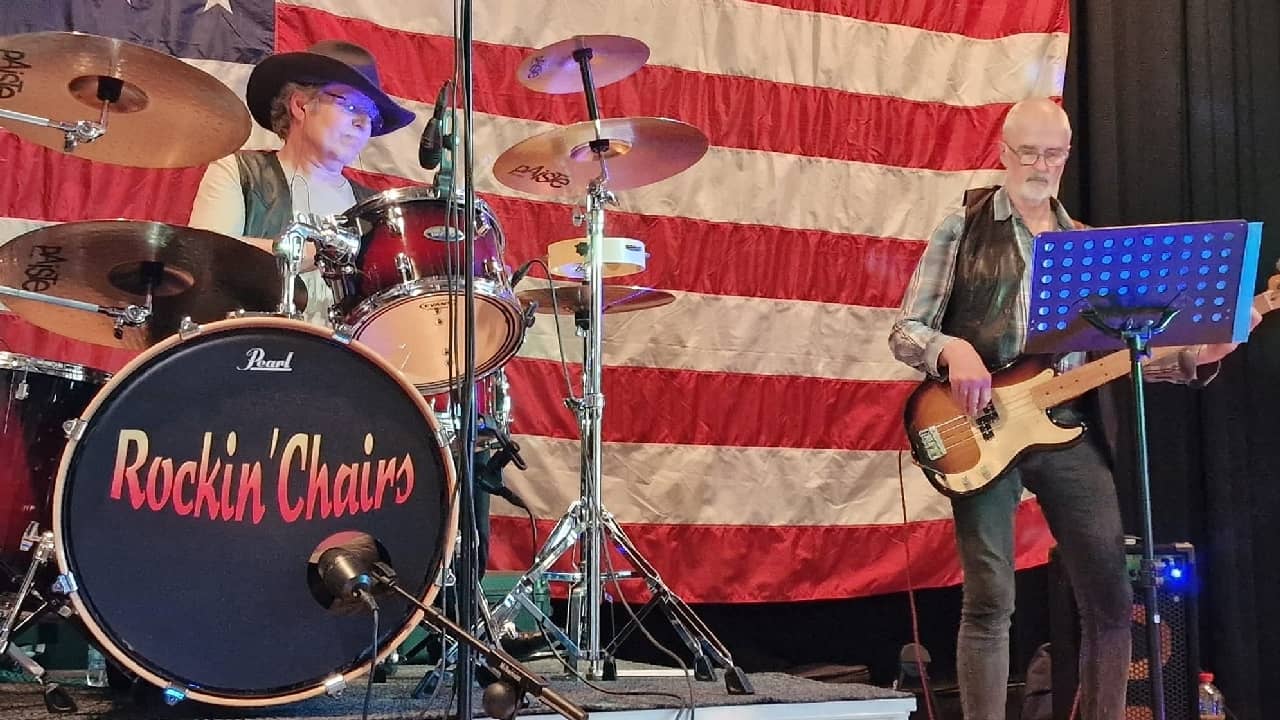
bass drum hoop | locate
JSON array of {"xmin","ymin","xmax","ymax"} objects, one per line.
[{"xmin": 49, "ymin": 316, "xmax": 458, "ymax": 707}]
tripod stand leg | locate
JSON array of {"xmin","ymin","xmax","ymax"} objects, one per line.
[
  {"xmin": 414, "ymin": 501, "xmax": 591, "ymax": 697},
  {"xmin": 412, "ymin": 575, "xmax": 504, "ymax": 699},
  {"xmin": 5, "ymin": 643, "xmax": 78, "ymax": 713},
  {"xmin": 0, "ymin": 530, "xmax": 55, "ymax": 656},
  {"xmin": 600, "ymin": 513, "xmax": 754, "ymax": 694}
]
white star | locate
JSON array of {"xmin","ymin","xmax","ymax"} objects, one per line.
[{"xmin": 201, "ymin": 0, "xmax": 233, "ymax": 13}]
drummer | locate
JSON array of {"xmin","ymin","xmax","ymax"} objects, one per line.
[
  {"xmin": 188, "ymin": 40, "xmax": 415, "ymax": 325},
  {"xmin": 189, "ymin": 41, "xmax": 501, "ymax": 577}
]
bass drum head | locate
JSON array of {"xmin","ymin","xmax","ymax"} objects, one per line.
[{"xmin": 52, "ymin": 318, "xmax": 455, "ymax": 706}]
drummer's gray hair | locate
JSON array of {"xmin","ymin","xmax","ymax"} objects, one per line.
[{"xmin": 269, "ymin": 82, "xmax": 323, "ymax": 139}]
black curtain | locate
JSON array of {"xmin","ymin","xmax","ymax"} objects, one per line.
[{"xmin": 1062, "ymin": 2, "xmax": 1280, "ymax": 718}]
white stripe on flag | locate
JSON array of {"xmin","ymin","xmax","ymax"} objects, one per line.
[
  {"xmin": 499, "ymin": 437, "xmax": 958, "ymax": 526},
  {"xmin": 285, "ymin": 0, "xmax": 1067, "ymax": 105},
  {"xmin": 515, "ymin": 286, "xmax": 920, "ymax": 382}
]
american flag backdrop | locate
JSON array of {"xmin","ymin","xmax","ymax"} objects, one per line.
[{"xmin": 0, "ymin": 1, "xmax": 1070, "ymax": 603}]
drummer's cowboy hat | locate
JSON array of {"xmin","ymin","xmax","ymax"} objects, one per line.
[{"xmin": 246, "ymin": 40, "xmax": 415, "ymax": 137}]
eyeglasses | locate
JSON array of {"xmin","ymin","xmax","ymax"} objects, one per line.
[
  {"xmin": 1003, "ymin": 141, "xmax": 1069, "ymax": 167},
  {"xmin": 319, "ymin": 91, "xmax": 382, "ymax": 133}
]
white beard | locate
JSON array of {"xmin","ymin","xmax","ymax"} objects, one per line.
[{"xmin": 1013, "ymin": 179, "xmax": 1053, "ymax": 204}]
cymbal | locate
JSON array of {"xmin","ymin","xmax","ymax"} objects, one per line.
[
  {"xmin": 493, "ymin": 117, "xmax": 708, "ymax": 197},
  {"xmin": 517, "ymin": 35, "xmax": 650, "ymax": 94},
  {"xmin": 518, "ymin": 285, "xmax": 676, "ymax": 316},
  {"xmin": 0, "ymin": 220, "xmax": 279, "ymax": 350},
  {"xmin": 0, "ymin": 32, "xmax": 250, "ymax": 168}
]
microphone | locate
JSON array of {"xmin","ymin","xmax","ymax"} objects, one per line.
[
  {"xmin": 419, "ymin": 80, "xmax": 452, "ymax": 170},
  {"xmin": 510, "ymin": 258, "xmax": 536, "ymax": 287},
  {"xmin": 316, "ymin": 545, "xmax": 379, "ymax": 611}
]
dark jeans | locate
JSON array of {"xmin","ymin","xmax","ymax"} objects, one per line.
[{"xmin": 950, "ymin": 438, "xmax": 1132, "ymax": 720}]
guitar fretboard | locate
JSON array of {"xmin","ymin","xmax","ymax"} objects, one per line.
[{"xmin": 1031, "ymin": 288, "xmax": 1278, "ymax": 409}]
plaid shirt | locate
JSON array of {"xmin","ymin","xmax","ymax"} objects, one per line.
[{"xmin": 888, "ymin": 187, "xmax": 1212, "ymax": 384}]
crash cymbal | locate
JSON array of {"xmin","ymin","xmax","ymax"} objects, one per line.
[
  {"xmin": 517, "ymin": 35, "xmax": 650, "ymax": 94},
  {"xmin": 0, "ymin": 32, "xmax": 250, "ymax": 168},
  {"xmin": 0, "ymin": 220, "xmax": 279, "ymax": 349},
  {"xmin": 518, "ymin": 284, "xmax": 676, "ymax": 316},
  {"xmin": 493, "ymin": 117, "xmax": 708, "ymax": 197}
]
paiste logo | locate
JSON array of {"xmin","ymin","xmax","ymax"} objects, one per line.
[{"xmin": 0, "ymin": 48, "xmax": 29, "ymax": 100}]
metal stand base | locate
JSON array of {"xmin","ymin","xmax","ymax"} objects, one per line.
[{"xmin": 487, "ymin": 500, "xmax": 753, "ymax": 693}]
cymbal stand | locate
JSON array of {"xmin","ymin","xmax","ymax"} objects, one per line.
[
  {"xmin": 0, "ymin": 75, "xmax": 122, "ymax": 152},
  {"xmin": 488, "ymin": 50, "xmax": 752, "ymax": 693}
]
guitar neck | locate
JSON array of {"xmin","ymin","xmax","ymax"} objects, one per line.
[{"xmin": 1032, "ymin": 288, "xmax": 1279, "ymax": 410}]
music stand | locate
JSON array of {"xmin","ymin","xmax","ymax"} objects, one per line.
[{"xmin": 1026, "ymin": 219, "xmax": 1263, "ymax": 720}]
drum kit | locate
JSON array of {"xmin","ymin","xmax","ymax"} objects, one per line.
[{"xmin": 0, "ymin": 28, "xmax": 747, "ymax": 714}]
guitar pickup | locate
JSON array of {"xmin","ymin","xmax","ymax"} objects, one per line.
[{"xmin": 916, "ymin": 426, "xmax": 945, "ymax": 461}]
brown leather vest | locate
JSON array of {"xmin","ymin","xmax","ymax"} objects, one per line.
[{"xmin": 939, "ymin": 186, "xmax": 1026, "ymax": 369}]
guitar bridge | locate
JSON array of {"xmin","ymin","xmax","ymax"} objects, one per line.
[{"xmin": 917, "ymin": 426, "xmax": 945, "ymax": 461}]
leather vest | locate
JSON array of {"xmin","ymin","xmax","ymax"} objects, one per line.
[
  {"xmin": 233, "ymin": 150, "xmax": 375, "ymax": 237},
  {"xmin": 939, "ymin": 186, "xmax": 1026, "ymax": 369}
]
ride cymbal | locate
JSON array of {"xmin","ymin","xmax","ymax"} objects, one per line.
[
  {"xmin": 0, "ymin": 32, "xmax": 251, "ymax": 168},
  {"xmin": 0, "ymin": 220, "xmax": 279, "ymax": 349},
  {"xmin": 517, "ymin": 35, "xmax": 650, "ymax": 94},
  {"xmin": 493, "ymin": 117, "xmax": 708, "ymax": 197}
]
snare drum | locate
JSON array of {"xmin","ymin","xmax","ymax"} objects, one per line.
[
  {"xmin": 426, "ymin": 367, "xmax": 515, "ymax": 450},
  {"xmin": 52, "ymin": 317, "xmax": 456, "ymax": 706},
  {"xmin": 332, "ymin": 187, "xmax": 525, "ymax": 395},
  {"xmin": 0, "ymin": 354, "xmax": 107, "ymax": 571}
]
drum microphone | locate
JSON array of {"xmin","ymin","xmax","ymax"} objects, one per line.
[
  {"xmin": 510, "ymin": 259, "xmax": 536, "ymax": 286},
  {"xmin": 317, "ymin": 545, "xmax": 380, "ymax": 611},
  {"xmin": 419, "ymin": 80, "xmax": 452, "ymax": 170}
]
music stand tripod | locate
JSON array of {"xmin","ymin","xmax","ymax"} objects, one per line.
[{"xmin": 1024, "ymin": 219, "xmax": 1262, "ymax": 720}]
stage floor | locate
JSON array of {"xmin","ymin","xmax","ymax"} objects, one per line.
[{"xmin": 0, "ymin": 666, "xmax": 915, "ymax": 720}]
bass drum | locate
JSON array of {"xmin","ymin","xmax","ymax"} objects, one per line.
[{"xmin": 51, "ymin": 317, "xmax": 456, "ymax": 706}]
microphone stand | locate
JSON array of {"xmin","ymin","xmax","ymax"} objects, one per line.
[
  {"xmin": 455, "ymin": 0, "xmax": 480, "ymax": 715},
  {"xmin": 370, "ymin": 564, "xmax": 588, "ymax": 720}
]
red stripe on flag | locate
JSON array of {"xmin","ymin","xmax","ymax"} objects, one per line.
[
  {"xmin": 0, "ymin": 140, "xmax": 924, "ymax": 308},
  {"xmin": 276, "ymin": 4, "xmax": 1008, "ymax": 170},
  {"xmin": 489, "ymin": 499, "xmax": 1054, "ymax": 602},
  {"xmin": 349, "ymin": 170, "xmax": 924, "ymax": 308},
  {"xmin": 740, "ymin": 0, "xmax": 1070, "ymax": 39},
  {"xmin": 504, "ymin": 358, "xmax": 914, "ymax": 451},
  {"xmin": 0, "ymin": 314, "xmax": 136, "ymax": 372},
  {"xmin": 0, "ymin": 133, "xmax": 202, "ymax": 224}
]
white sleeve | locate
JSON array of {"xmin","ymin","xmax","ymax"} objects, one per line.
[{"xmin": 188, "ymin": 155, "xmax": 247, "ymax": 237}]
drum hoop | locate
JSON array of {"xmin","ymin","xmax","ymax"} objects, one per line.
[
  {"xmin": 343, "ymin": 279, "xmax": 525, "ymax": 395},
  {"xmin": 343, "ymin": 185, "xmax": 495, "ymax": 222},
  {"xmin": 0, "ymin": 352, "xmax": 111, "ymax": 384},
  {"xmin": 50, "ymin": 316, "xmax": 458, "ymax": 707},
  {"xmin": 344, "ymin": 276, "xmax": 516, "ymax": 329}
]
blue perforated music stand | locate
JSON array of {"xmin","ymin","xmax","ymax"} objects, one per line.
[
  {"xmin": 1025, "ymin": 219, "xmax": 1262, "ymax": 720},
  {"xmin": 1025, "ymin": 220, "xmax": 1261, "ymax": 355}
]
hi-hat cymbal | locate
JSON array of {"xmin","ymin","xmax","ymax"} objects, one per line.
[
  {"xmin": 517, "ymin": 35, "xmax": 650, "ymax": 94},
  {"xmin": 0, "ymin": 220, "xmax": 279, "ymax": 349},
  {"xmin": 518, "ymin": 285, "xmax": 676, "ymax": 316},
  {"xmin": 0, "ymin": 32, "xmax": 251, "ymax": 168},
  {"xmin": 493, "ymin": 117, "xmax": 708, "ymax": 197}
]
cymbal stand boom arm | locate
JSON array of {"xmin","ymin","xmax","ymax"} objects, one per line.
[{"xmin": 0, "ymin": 284, "xmax": 150, "ymax": 336}]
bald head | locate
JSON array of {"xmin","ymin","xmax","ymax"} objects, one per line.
[
  {"xmin": 999, "ymin": 98, "xmax": 1072, "ymax": 205},
  {"xmin": 1002, "ymin": 97, "xmax": 1071, "ymax": 144}
]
